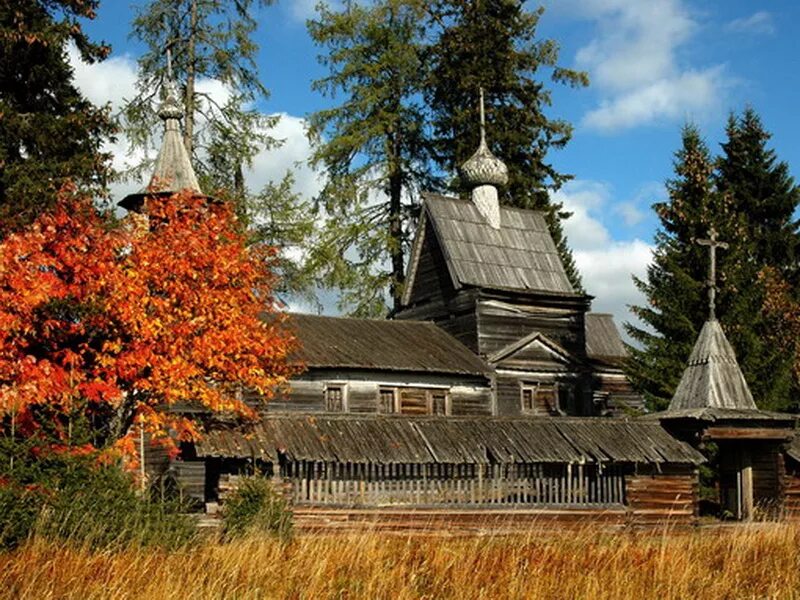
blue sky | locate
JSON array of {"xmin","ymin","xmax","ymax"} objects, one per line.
[{"xmin": 73, "ymin": 0, "xmax": 800, "ymax": 329}]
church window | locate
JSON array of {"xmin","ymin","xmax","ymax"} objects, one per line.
[
  {"xmin": 520, "ymin": 382, "xmax": 558, "ymax": 415},
  {"xmin": 324, "ymin": 384, "xmax": 346, "ymax": 412},
  {"xmin": 379, "ymin": 387, "xmax": 397, "ymax": 413},
  {"xmin": 430, "ymin": 390, "xmax": 449, "ymax": 415}
]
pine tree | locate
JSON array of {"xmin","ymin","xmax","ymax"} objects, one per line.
[
  {"xmin": 0, "ymin": 0, "xmax": 115, "ymax": 233},
  {"xmin": 426, "ymin": 1, "xmax": 588, "ymax": 289},
  {"xmin": 627, "ymin": 113, "xmax": 800, "ymax": 411},
  {"xmin": 307, "ymin": 0, "xmax": 435, "ymax": 314}
]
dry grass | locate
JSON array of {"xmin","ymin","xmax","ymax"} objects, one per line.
[{"xmin": 3, "ymin": 523, "xmax": 800, "ymax": 599}]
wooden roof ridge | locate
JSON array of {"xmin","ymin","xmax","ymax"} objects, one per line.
[
  {"xmin": 403, "ymin": 192, "xmax": 581, "ymax": 299},
  {"xmin": 487, "ymin": 330, "xmax": 583, "ymax": 366},
  {"xmin": 284, "ymin": 312, "xmax": 492, "ymax": 377},
  {"xmin": 195, "ymin": 414, "xmax": 706, "ymax": 466},
  {"xmin": 668, "ymin": 319, "xmax": 756, "ymax": 412}
]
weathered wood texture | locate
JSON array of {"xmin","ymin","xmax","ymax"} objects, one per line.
[
  {"xmin": 196, "ymin": 416, "xmax": 704, "ymax": 466},
  {"xmin": 291, "ymin": 506, "xmax": 630, "ymax": 535},
  {"xmin": 782, "ymin": 456, "xmax": 800, "ymax": 520},
  {"xmin": 625, "ymin": 467, "xmax": 698, "ymax": 526},
  {"xmin": 283, "ymin": 462, "xmax": 626, "ymax": 508}
]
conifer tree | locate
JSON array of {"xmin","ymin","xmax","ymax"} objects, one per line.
[
  {"xmin": 426, "ymin": 1, "xmax": 588, "ymax": 289},
  {"xmin": 628, "ymin": 113, "xmax": 800, "ymax": 411},
  {"xmin": 0, "ymin": 0, "xmax": 114, "ymax": 233},
  {"xmin": 307, "ymin": 0, "xmax": 435, "ymax": 314},
  {"xmin": 626, "ymin": 125, "xmax": 725, "ymax": 409},
  {"xmin": 124, "ymin": 0, "xmax": 277, "ymax": 200}
]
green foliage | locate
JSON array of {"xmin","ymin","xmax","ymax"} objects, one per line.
[
  {"xmin": 627, "ymin": 112, "xmax": 800, "ymax": 411},
  {"xmin": 222, "ymin": 476, "xmax": 292, "ymax": 541},
  {"xmin": 426, "ymin": 1, "xmax": 588, "ymax": 290},
  {"xmin": 124, "ymin": 0, "xmax": 278, "ymax": 198},
  {"xmin": 0, "ymin": 438, "xmax": 196, "ymax": 551},
  {"xmin": 307, "ymin": 1, "xmax": 588, "ymax": 314},
  {"xmin": 0, "ymin": 0, "xmax": 115, "ymax": 233},
  {"xmin": 308, "ymin": 0, "xmax": 435, "ymax": 314}
]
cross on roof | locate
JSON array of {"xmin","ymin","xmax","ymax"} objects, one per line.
[{"xmin": 696, "ymin": 227, "xmax": 729, "ymax": 320}]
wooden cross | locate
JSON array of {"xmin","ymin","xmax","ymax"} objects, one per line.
[{"xmin": 696, "ymin": 227, "xmax": 729, "ymax": 320}]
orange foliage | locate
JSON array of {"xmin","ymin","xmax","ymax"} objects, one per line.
[
  {"xmin": 761, "ymin": 266, "xmax": 800, "ymax": 380},
  {"xmin": 0, "ymin": 187, "xmax": 297, "ymax": 461}
]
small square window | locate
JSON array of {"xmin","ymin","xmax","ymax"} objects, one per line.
[
  {"xmin": 431, "ymin": 391, "xmax": 448, "ymax": 415},
  {"xmin": 521, "ymin": 382, "xmax": 558, "ymax": 415},
  {"xmin": 325, "ymin": 385, "xmax": 345, "ymax": 412},
  {"xmin": 379, "ymin": 387, "xmax": 396, "ymax": 413}
]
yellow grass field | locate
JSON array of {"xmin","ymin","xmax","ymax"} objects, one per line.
[{"xmin": 2, "ymin": 523, "xmax": 800, "ymax": 600}]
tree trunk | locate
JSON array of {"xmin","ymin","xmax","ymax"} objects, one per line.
[
  {"xmin": 183, "ymin": 0, "xmax": 198, "ymax": 155},
  {"xmin": 389, "ymin": 165, "xmax": 404, "ymax": 314}
]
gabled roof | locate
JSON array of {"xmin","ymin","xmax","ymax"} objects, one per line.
[
  {"xmin": 668, "ymin": 319, "xmax": 757, "ymax": 411},
  {"xmin": 287, "ymin": 313, "xmax": 491, "ymax": 377},
  {"xmin": 196, "ymin": 414, "xmax": 705, "ymax": 466},
  {"xmin": 488, "ymin": 330, "xmax": 580, "ymax": 367},
  {"xmin": 585, "ymin": 313, "xmax": 628, "ymax": 362},
  {"xmin": 403, "ymin": 193, "xmax": 578, "ymax": 304}
]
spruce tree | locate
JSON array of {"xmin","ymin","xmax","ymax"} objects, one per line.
[
  {"xmin": 0, "ymin": 0, "xmax": 114, "ymax": 233},
  {"xmin": 713, "ymin": 109, "xmax": 799, "ymax": 410},
  {"xmin": 307, "ymin": 0, "xmax": 435, "ymax": 314},
  {"xmin": 426, "ymin": 1, "xmax": 588, "ymax": 289},
  {"xmin": 628, "ymin": 113, "xmax": 800, "ymax": 411}
]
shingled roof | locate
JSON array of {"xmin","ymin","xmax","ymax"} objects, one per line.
[
  {"xmin": 585, "ymin": 313, "xmax": 628, "ymax": 362},
  {"xmin": 196, "ymin": 414, "xmax": 704, "ymax": 466},
  {"xmin": 403, "ymin": 193, "xmax": 578, "ymax": 302},
  {"xmin": 668, "ymin": 319, "xmax": 756, "ymax": 411},
  {"xmin": 286, "ymin": 313, "xmax": 491, "ymax": 377}
]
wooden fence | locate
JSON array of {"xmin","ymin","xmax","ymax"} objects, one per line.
[{"xmin": 281, "ymin": 462, "xmax": 627, "ymax": 507}]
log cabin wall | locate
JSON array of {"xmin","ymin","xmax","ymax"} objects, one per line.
[
  {"xmin": 782, "ymin": 455, "xmax": 800, "ymax": 520},
  {"xmin": 252, "ymin": 369, "xmax": 494, "ymax": 417},
  {"xmin": 625, "ymin": 465, "xmax": 699, "ymax": 526}
]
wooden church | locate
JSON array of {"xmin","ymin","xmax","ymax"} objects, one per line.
[{"xmin": 129, "ymin": 75, "xmax": 798, "ymax": 531}]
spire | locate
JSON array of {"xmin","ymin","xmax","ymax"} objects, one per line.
[
  {"xmin": 669, "ymin": 229, "xmax": 755, "ymax": 411},
  {"xmin": 119, "ymin": 48, "xmax": 203, "ymax": 212},
  {"xmin": 460, "ymin": 88, "xmax": 508, "ymax": 229},
  {"xmin": 668, "ymin": 319, "xmax": 756, "ymax": 411}
]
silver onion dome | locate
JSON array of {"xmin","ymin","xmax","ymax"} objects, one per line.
[{"xmin": 460, "ymin": 90, "xmax": 509, "ymax": 188}]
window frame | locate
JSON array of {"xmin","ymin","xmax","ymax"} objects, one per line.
[
  {"xmin": 520, "ymin": 381, "xmax": 558, "ymax": 415},
  {"xmin": 324, "ymin": 382, "xmax": 348, "ymax": 413}
]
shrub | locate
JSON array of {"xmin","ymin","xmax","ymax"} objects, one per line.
[
  {"xmin": 0, "ymin": 439, "xmax": 197, "ymax": 550},
  {"xmin": 222, "ymin": 476, "xmax": 292, "ymax": 540}
]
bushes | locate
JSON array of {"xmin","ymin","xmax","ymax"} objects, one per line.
[
  {"xmin": 0, "ymin": 440, "xmax": 196, "ymax": 551},
  {"xmin": 222, "ymin": 476, "xmax": 292, "ymax": 540}
]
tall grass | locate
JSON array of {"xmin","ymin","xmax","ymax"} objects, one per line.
[{"xmin": 3, "ymin": 523, "xmax": 800, "ymax": 599}]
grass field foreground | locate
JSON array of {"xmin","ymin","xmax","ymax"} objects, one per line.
[{"xmin": 2, "ymin": 523, "xmax": 800, "ymax": 599}]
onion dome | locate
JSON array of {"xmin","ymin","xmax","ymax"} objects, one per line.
[{"xmin": 460, "ymin": 90, "xmax": 509, "ymax": 189}]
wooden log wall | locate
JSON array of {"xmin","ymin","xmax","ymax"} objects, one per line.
[
  {"xmin": 283, "ymin": 462, "xmax": 626, "ymax": 508},
  {"xmin": 781, "ymin": 456, "xmax": 800, "ymax": 521},
  {"xmin": 625, "ymin": 467, "xmax": 698, "ymax": 526}
]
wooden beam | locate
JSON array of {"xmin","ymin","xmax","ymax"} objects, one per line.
[{"xmin": 702, "ymin": 427, "xmax": 794, "ymax": 441}]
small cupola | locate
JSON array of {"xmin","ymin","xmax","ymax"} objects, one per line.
[
  {"xmin": 459, "ymin": 89, "xmax": 508, "ymax": 229},
  {"xmin": 120, "ymin": 50, "xmax": 203, "ymax": 213}
]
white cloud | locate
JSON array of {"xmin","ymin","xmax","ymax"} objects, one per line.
[
  {"xmin": 68, "ymin": 47, "xmax": 322, "ymax": 203},
  {"xmin": 566, "ymin": 0, "xmax": 729, "ymax": 132},
  {"xmin": 614, "ymin": 202, "xmax": 645, "ymax": 226},
  {"xmin": 725, "ymin": 11, "xmax": 775, "ymax": 35},
  {"xmin": 286, "ymin": 0, "xmax": 340, "ymax": 22},
  {"xmin": 554, "ymin": 180, "xmax": 653, "ymax": 337}
]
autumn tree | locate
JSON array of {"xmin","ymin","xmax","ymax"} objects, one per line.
[
  {"xmin": 0, "ymin": 0, "xmax": 115, "ymax": 233},
  {"xmin": 0, "ymin": 188, "xmax": 296, "ymax": 460},
  {"xmin": 426, "ymin": 0, "xmax": 588, "ymax": 289}
]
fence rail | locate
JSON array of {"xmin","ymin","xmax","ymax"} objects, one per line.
[{"xmin": 282, "ymin": 462, "xmax": 626, "ymax": 507}]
